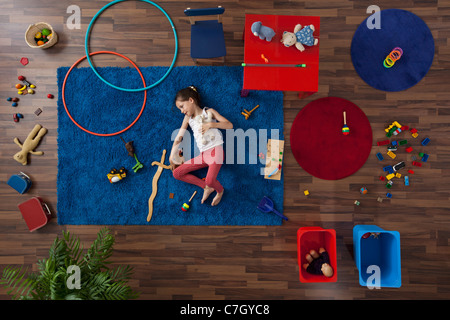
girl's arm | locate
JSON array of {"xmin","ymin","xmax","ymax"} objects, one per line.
[
  {"xmin": 201, "ymin": 108, "xmax": 233, "ymax": 133},
  {"xmin": 170, "ymin": 115, "xmax": 189, "ymax": 165}
]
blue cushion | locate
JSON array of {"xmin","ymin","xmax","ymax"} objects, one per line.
[
  {"xmin": 191, "ymin": 20, "xmax": 226, "ymax": 59},
  {"xmin": 351, "ymin": 9, "xmax": 434, "ymax": 92}
]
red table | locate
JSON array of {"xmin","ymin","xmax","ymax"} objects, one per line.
[{"xmin": 243, "ymin": 14, "xmax": 320, "ymax": 97}]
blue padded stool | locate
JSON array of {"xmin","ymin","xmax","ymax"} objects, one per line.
[
  {"xmin": 351, "ymin": 9, "xmax": 434, "ymax": 92},
  {"xmin": 184, "ymin": 7, "xmax": 226, "ymax": 63}
]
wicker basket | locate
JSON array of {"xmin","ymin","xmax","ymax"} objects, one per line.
[{"xmin": 25, "ymin": 22, "xmax": 58, "ymax": 49}]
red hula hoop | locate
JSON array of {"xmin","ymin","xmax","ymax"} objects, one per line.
[{"xmin": 62, "ymin": 51, "xmax": 147, "ymax": 137}]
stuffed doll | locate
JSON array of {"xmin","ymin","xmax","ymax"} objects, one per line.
[
  {"xmin": 251, "ymin": 21, "xmax": 276, "ymax": 42},
  {"xmin": 13, "ymin": 124, "xmax": 47, "ymax": 165},
  {"xmin": 281, "ymin": 24, "xmax": 318, "ymax": 52},
  {"xmin": 195, "ymin": 109, "xmax": 215, "ymax": 146}
]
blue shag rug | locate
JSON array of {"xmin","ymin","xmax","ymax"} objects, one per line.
[
  {"xmin": 57, "ymin": 66, "xmax": 284, "ymax": 225},
  {"xmin": 351, "ymin": 9, "xmax": 434, "ymax": 92}
]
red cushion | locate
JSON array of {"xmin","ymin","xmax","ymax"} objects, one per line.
[{"xmin": 290, "ymin": 97, "xmax": 373, "ymax": 180}]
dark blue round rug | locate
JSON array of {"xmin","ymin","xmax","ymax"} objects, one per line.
[{"xmin": 351, "ymin": 9, "xmax": 434, "ymax": 92}]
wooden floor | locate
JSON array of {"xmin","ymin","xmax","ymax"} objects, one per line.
[{"xmin": 1, "ymin": 0, "xmax": 450, "ymax": 301}]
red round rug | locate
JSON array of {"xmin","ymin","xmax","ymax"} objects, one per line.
[{"xmin": 290, "ymin": 97, "xmax": 373, "ymax": 180}]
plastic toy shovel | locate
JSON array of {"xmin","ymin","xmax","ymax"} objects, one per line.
[{"xmin": 257, "ymin": 196, "xmax": 288, "ymax": 221}]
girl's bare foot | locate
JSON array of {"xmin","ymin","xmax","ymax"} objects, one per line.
[
  {"xmin": 211, "ymin": 190, "xmax": 224, "ymax": 206},
  {"xmin": 202, "ymin": 186, "xmax": 214, "ymax": 204}
]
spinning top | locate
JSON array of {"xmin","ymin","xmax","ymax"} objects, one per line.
[
  {"xmin": 181, "ymin": 191, "xmax": 197, "ymax": 212},
  {"xmin": 342, "ymin": 111, "xmax": 350, "ymax": 135}
]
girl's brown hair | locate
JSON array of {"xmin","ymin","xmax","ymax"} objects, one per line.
[{"xmin": 174, "ymin": 85, "xmax": 202, "ymax": 107}]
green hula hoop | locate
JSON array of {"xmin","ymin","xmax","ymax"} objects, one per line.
[{"xmin": 84, "ymin": 0, "xmax": 178, "ymax": 92}]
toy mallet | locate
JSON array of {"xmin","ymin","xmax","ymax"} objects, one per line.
[
  {"xmin": 181, "ymin": 190, "xmax": 197, "ymax": 212},
  {"xmin": 342, "ymin": 111, "xmax": 350, "ymax": 135}
]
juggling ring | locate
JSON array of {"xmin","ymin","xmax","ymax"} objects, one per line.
[
  {"xmin": 84, "ymin": 0, "xmax": 178, "ymax": 92},
  {"xmin": 62, "ymin": 51, "xmax": 147, "ymax": 137}
]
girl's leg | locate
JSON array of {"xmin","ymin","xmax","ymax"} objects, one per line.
[
  {"xmin": 203, "ymin": 146, "xmax": 224, "ymax": 193},
  {"xmin": 172, "ymin": 153, "xmax": 207, "ymax": 189},
  {"xmin": 203, "ymin": 146, "xmax": 225, "ymax": 206}
]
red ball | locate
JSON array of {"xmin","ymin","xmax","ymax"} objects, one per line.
[
  {"xmin": 18, "ymin": 75, "xmax": 25, "ymax": 81},
  {"xmin": 47, "ymin": 94, "xmax": 54, "ymax": 99}
]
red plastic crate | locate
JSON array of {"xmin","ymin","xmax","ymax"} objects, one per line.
[
  {"xmin": 17, "ymin": 197, "xmax": 52, "ymax": 232},
  {"xmin": 297, "ymin": 227, "xmax": 337, "ymax": 283}
]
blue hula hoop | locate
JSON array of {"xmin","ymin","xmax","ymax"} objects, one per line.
[{"xmin": 84, "ymin": 0, "xmax": 178, "ymax": 92}]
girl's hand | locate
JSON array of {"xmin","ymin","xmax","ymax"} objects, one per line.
[
  {"xmin": 175, "ymin": 136, "xmax": 183, "ymax": 145},
  {"xmin": 200, "ymin": 123, "xmax": 211, "ymax": 134},
  {"xmin": 169, "ymin": 157, "xmax": 180, "ymax": 170}
]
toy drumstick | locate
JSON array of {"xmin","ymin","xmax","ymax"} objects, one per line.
[
  {"xmin": 241, "ymin": 63, "xmax": 306, "ymax": 68},
  {"xmin": 181, "ymin": 190, "xmax": 197, "ymax": 211},
  {"xmin": 342, "ymin": 111, "xmax": 350, "ymax": 135}
]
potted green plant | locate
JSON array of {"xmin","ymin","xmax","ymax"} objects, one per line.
[{"xmin": 1, "ymin": 227, "xmax": 139, "ymax": 300}]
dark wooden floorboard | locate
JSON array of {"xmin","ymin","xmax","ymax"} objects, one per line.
[{"xmin": 1, "ymin": 0, "xmax": 450, "ymax": 300}]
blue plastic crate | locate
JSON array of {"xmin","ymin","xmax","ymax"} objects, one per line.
[{"xmin": 353, "ymin": 225, "xmax": 401, "ymax": 288}]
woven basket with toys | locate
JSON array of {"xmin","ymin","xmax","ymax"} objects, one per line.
[{"xmin": 25, "ymin": 22, "xmax": 58, "ymax": 49}]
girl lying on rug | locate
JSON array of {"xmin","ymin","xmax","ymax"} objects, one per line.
[{"xmin": 170, "ymin": 86, "xmax": 233, "ymax": 206}]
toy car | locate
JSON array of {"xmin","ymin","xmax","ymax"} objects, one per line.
[{"xmin": 107, "ymin": 167, "xmax": 127, "ymax": 183}]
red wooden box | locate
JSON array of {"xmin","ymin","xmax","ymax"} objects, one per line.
[{"xmin": 17, "ymin": 197, "xmax": 52, "ymax": 232}]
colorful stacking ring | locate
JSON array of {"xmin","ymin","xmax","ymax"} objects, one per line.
[{"xmin": 383, "ymin": 47, "xmax": 403, "ymax": 68}]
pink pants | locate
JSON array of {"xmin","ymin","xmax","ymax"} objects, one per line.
[{"xmin": 173, "ymin": 145, "xmax": 224, "ymax": 193}]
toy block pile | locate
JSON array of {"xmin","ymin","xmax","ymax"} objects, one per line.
[{"xmin": 375, "ymin": 121, "xmax": 430, "ymax": 198}]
